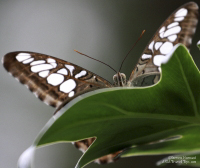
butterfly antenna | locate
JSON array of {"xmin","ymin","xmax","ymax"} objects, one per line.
[
  {"xmin": 118, "ymin": 30, "xmax": 145, "ymax": 72},
  {"xmin": 74, "ymin": 49, "xmax": 117, "ymax": 73}
]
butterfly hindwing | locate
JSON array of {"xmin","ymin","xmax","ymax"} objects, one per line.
[
  {"xmin": 3, "ymin": 51, "xmax": 112, "ymax": 108},
  {"xmin": 129, "ymin": 2, "xmax": 198, "ymax": 86}
]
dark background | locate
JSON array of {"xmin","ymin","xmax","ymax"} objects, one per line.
[{"xmin": 1, "ymin": 1, "xmax": 200, "ymax": 168}]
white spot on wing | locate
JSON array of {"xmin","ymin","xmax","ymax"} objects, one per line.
[
  {"xmin": 47, "ymin": 58, "xmax": 56, "ymax": 63},
  {"xmin": 175, "ymin": 8, "xmax": 188, "ymax": 17},
  {"xmin": 60, "ymin": 79, "xmax": 76, "ymax": 93},
  {"xmin": 65, "ymin": 65, "xmax": 75, "ymax": 76},
  {"xmin": 50, "ymin": 62, "xmax": 57, "ymax": 68},
  {"xmin": 23, "ymin": 58, "xmax": 34, "ymax": 64},
  {"xmin": 30, "ymin": 60, "xmax": 45, "ymax": 65},
  {"xmin": 141, "ymin": 54, "xmax": 152, "ymax": 60},
  {"xmin": 153, "ymin": 54, "xmax": 172, "ymax": 67},
  {"xmin": 16, "ymin": 53, "xmax": 31, "ymax": 62},
  {"xmin": 46, "ymin": 58, "xmax": 57, "ymax": 68},
  {"xmin": 164, "ymin": 26, "xmax": 181, "ymax": 37},
  {"xmin": 174, "ymin": 17, "xmax": 184, "ymax": 22},
  {"xmin": 159, "ymin": 32, "xmax": 164, "ymax": 38},
  {"xmin": 68, "ymin": 91, "xmax": 75, "ymax": 97},
  {"xmin": 39, "ymin": 70, "xmax": 49, "ymax": 78},
  {"xmin": 33, "ymin": 92, "xmax": 39, "ymax": 98},
  {"xmin": 75, "ymin": 70, "xmax": 87, "ymax": 78},
  {"xmin": 15, "ymin": 77, "xmax": 19, "ymax": 82},
  {"xmin": 1, "ymin": 56, "xmax": 4, "ymax": 64},
  {"xmin": 167, "ymin": 22, "xmax": 179, "ymax": 29},
  {"xmin": 155, "ymin": 42, "xmax": 163, "ymax": 50},
  {"xmin": 25, "ymin": 84, "xmax": 29, "ymax": 89},
  {"xmin": 160, "ymin": 42, "xmax": 173, "ymax": 54},
  {"xmin": 43, "ymin": 94, "xmax": 62, "ymax": 107},
  {"xmin": 168, "ymin": 35, "xmax": 177, "ymax": 42},
  {"xmin": 159, "ymin": 26, "xmax": 165, "ymax": 33},
  {"xmin": 148, "ymin": 41, "xmax": 154, "ymax": 53},
  {"xmin": 47, "ymin": 73, "xmax": 64, "ymax": 86},
  {"xmin": 31, "ymin": 64, "xmax": 54, "ymax": 72},
  {"xmin": 57, "ymin": 68, "xmax": 68, "ymax": 75}
]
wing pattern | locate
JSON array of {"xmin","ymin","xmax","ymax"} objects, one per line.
[
  {"xmin": 129, "ymin": 2, "xmax": 198, "ymax": 86},
  {"xmin": 3, "ymin": 52, "xmax": 112, "ymax": 108}
]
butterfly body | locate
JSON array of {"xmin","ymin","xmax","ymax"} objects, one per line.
[
  {"xmin": 113, "ymin": 73, "xmax": 127, "ymax": 86},
  {"xmin": 2, "ymin": 1, "xmax": 198, "ymax": 165}
]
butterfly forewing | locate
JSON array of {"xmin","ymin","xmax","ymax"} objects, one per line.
[
  {"xmin": 3, "ymin": 51, "xmax": 112, "ymax": 108},
  {"xmin": 129, "ymin": 2, "xmax": 198, "ymax": 86}
]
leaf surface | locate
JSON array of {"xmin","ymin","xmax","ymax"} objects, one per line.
[{"xmin": 33, "ymin": 45, "xmax": 200, "ymax": 168}]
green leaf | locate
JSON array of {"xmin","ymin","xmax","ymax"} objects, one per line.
[
  {"xmin": 30, "ymin": 44, "xmax": 200, "ymax": 168},
  {"xmin": 121, "ymin": 126, "xmax": 200, "ymax": 157},
  {"xmin": 157, "ymin": 151, "xmax": 200, "ymax": 167}
]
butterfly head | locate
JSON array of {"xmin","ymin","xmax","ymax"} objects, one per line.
[{"xmin": 113, "ymin": 72, "xmax": 127, "ymax": 86}]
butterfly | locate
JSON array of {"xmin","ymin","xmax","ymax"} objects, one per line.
[{"xmin": 2, "ymin": 2, "xmax": 198, "ymax": 164}]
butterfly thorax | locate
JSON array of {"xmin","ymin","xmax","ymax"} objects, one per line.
[{"xmin": 113, "ymin": 72, "xmax": 127, "ymax": 86}]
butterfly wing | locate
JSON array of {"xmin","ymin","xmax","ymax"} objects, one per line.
[
  {"xmin": 3, "ymin": 51, "xmax": 112, "ymax": 108},
  {"xmin": 128, "ymin": 2, "xmax": 198, "ymax": 86}
]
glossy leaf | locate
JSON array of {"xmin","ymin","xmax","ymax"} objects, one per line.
[{"xmin": 19, "ymin": 45, "xmax": 200, "ymax": 168}]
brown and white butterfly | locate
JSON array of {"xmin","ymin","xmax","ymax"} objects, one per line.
[{"xmin": 2, "ymin": 2, "xmax": 198, "ymax": 164}]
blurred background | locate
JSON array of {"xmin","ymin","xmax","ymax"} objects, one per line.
[{"xmin": 0, "ymin": 0, "xmax": 200, "ymax": 168}]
